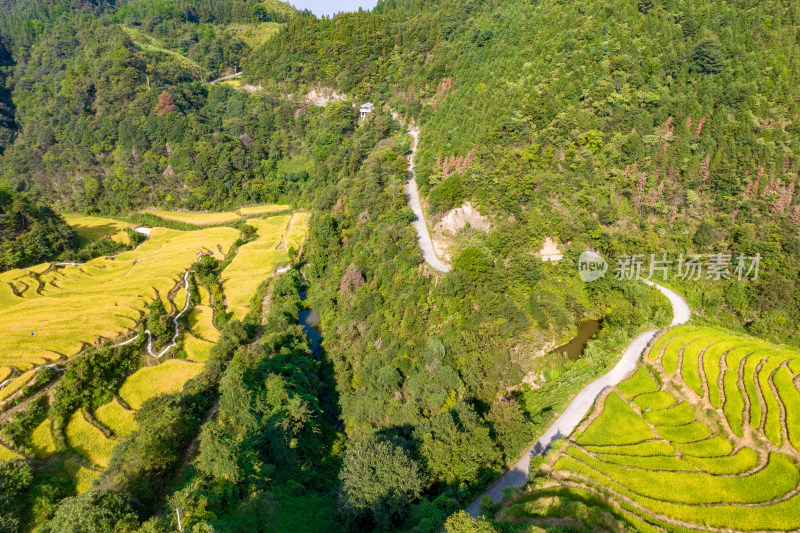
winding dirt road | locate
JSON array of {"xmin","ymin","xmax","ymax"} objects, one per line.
[
  {"xmin": 397, "ymin": 116, "xmax": 451, "ymax": 273},
  {"xmin": 465, "ymin": 280, "xmax": 690, "ymax": 516}
]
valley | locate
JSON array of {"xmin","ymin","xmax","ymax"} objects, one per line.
[{"xmin": 1, "ymin": 0, "xmax": 799, "ymax": 531}]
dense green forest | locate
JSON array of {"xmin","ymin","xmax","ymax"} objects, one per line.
[
  {"xmin": 0, "ymin": 189, "xmax": 77, "ymax": 270},
  {"xmin": 1, "ymin": 0, "xmax": 800, "ymax": 531}
]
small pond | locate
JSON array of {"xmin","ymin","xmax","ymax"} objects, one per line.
[{"xmin": 549, "ymin": 319, "xmax": 602, "ymax": 360}]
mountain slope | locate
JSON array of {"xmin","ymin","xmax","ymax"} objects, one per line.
[{"xmin": 250, "ymin": 0, "xmax": 800, "ymax": 344}]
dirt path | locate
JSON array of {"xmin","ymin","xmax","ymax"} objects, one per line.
[
  {"xmin": 209, "ymin": 71, "xmax": 241, "ymax": 84},
  {"xmin": 465, "ymin": 280, "xmax": 691, "ymax": 516}
]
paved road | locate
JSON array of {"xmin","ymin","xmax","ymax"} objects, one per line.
[
  {"xmin": 403, "ymin": 124, "xmax": 451, "ymax": 273},
  {"xmin": 465, "ymin": 281, "xmax": 690, "ymax": 516}
]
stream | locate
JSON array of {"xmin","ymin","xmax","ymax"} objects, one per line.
[
  {"xmin": 298, "ymin": 307, "xmax": 322, "ymax": 360},
  {"xmin": 298, "ymin": 279, "xmax": 338, "ymax": 427}
]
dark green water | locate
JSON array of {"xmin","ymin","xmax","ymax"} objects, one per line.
[{"xmin": 550, "ymin": 319, "xmax": 602, "ymax": 360}]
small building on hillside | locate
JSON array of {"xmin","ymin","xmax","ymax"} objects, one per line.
[{"xmin": 359, "ymin": 102, "xmax": 374, "ymax": 120}]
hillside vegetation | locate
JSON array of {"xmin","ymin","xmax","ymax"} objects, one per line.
[
  {"xmin": 0, "ymin": 189, "xmax": 77, "ymax": 270},
  {"xmin": 249, "ymin": 0, "xmax": 800, "ymax": 345}
]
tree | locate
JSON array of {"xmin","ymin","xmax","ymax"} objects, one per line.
[
  {"xmin": 414, "ymin": 402, "xmax": 501, "ymax": 486},
  {"xmin": 453, "ymin": 247, "xmax": 492, "ymax": 287},
  {"xmin": 42, "ymin": 490, "xmax": 139, "ymax": 533},
  {"xmin": 692, "ymin": 39, "xmax": 725, "ymax": 74},
  {"xmin": 638, "ymin": 0, "xmax": 654, "ymax": 14},
  {"xmin": 155, "ymin": 92, "xmax": 177, "ymax": 116},
  {"xmin": 338, "ymin": 434, "xmax": 424, "ymax": 529},
  {"xmin": 693, "ymin": 222, "xmax": 717, "ymax": 248},
  {"xmin": 0, "ymin": 459, "xmax": 33, "ymax": 533},
  {"xmin": 146, "ymin": 299, "xmax": 170, "ymax": 342}
]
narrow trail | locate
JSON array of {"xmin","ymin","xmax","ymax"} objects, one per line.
[
  {"xmin": 209, "ymin": 71, "xmax": 242, "ymax": 84},
  {"xmin": 465, "ymin": 280, "xmax": 691, "ymax": 516},
  {"xmin": 393, "ymin": 112, "xmax": 451, "ymax": 273},
  {"xmin": 126, "ymin": 269, "xmax": 193, "ymax": 358}
]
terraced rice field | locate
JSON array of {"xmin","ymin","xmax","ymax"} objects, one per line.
[
  {"xmin": 94, "ymin": 400, "xmax": 136, "ymax": 439},
  {"xmin": 118, "ymin": 359, "xmax": 204, "ymax": 410},
  {"xmin": 30, "ymin": 419, "xmax": 57, "ymax": 459},
  {"xmin": 531, "ymin": 325, "xmax": 800, "ymax": 531},
  {"xmin": 142, "ymin": 209, "xmax": 241, "ymax": 226},
  {"xmin": 284, "ymin": 212, "xmax": 309, "ymax": 252},
  {"xmin": 184, "ymin": 301, "xmax": 218, "ymax": 362},
  {"xmin": 68, "ymin": 359, "xmax": 203, "ymax": 474},
  {"xmin": 65, "ymin": 411, "xmax": 116, "ymax": 468},
  {"xmin": 0, "ymin": 226, "xmax": 238, "ymax": 372},
  {"xmin": 238, "ymin": 204, "xmax": 292, "ymax": 216},
  {"xmin": 63, "ymin": 459, "xmax": 99, "ymax": 494},
  {"xmin": 0, "ymin": 371, "xmax": 35, "ymax": 401},
  {"xmin": 0, "ymin": 444, "xmax": 22, "ymax": 461},
  {"xmin": 221, "ymin": 213, "xmax": 305, "ymax": 320},
  {"xmin": 62, "ymin": 214, "xmax": 131, "ymax": 246}
]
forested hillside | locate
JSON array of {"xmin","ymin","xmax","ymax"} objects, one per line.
[
  {"xmin": 0, "ymin": 0, "xmax": 298, "ymax": 204},
  {"xmin": 248, "ymin": 0, "xmax": 800, "ymax": 345},
  {"xmin": 0, "ymin": 189, "xmax": 77, "ymax": 269}
]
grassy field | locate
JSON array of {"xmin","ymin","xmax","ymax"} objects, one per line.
[
  {"xmin": 221, "ymin": 214, "xmax": 305, "ymax": 321},
  {"xmin": 118, "ymin": 359, "xmax": 203, "ymax": 409},
  {"xmin": 120, "ymin": 25, "xmax": 207, "ymax": 76},
  {"xmin": 517, "ymin": 325, "xmax": 800, "ymax": 531},
  {"xmin": 0, "ymin": 226, "xmax": 238, "ymax": 372},
  {"xmin": 62, "ymin": 214, "xmax": 131, "ymax": 247},
  {"xmin": 218, "ymin": 22, "xmax": 284, "ymax": 47}
]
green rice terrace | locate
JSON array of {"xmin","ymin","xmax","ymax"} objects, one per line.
[{"xmin": 503, "ymin": 326, "xmax": 800, "ymax": 532}]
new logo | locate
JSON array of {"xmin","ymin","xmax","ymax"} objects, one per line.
[{"xmin": 578, "ymin": 251, "xmax": 608, "ymax": 282}]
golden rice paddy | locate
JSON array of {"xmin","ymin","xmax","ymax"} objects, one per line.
[
  {"xmin": 65, "ymin": 411, "xmax": 116, "ymax": 468},
  {"xmin": 0, "ymin": 226, "xmax": 239, "ymax": 372},
  {"xmin": 118, "ymin": 359, "xmax": 204, "ymax": 410},
  {"xmin": 221, "ymin": 214, "xmax": 307, "ymax": 321},
  {"xmin": 62, "ymin": 214, "xmax": 131, "ymax": 246},
  {"xmin": 142, "ymin": 209, "xmax": 241, "ymax": 226},
  {"xmin": 30, "ymin": 419, "xmax": 57, "ymax": 459},
  {"xmin": 237, "ymin": 204, "xmax": 291, "ymax": 216},
  {"xmin": 94, "ymin": 400, "xmax": 136, "ymax": 439}
]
